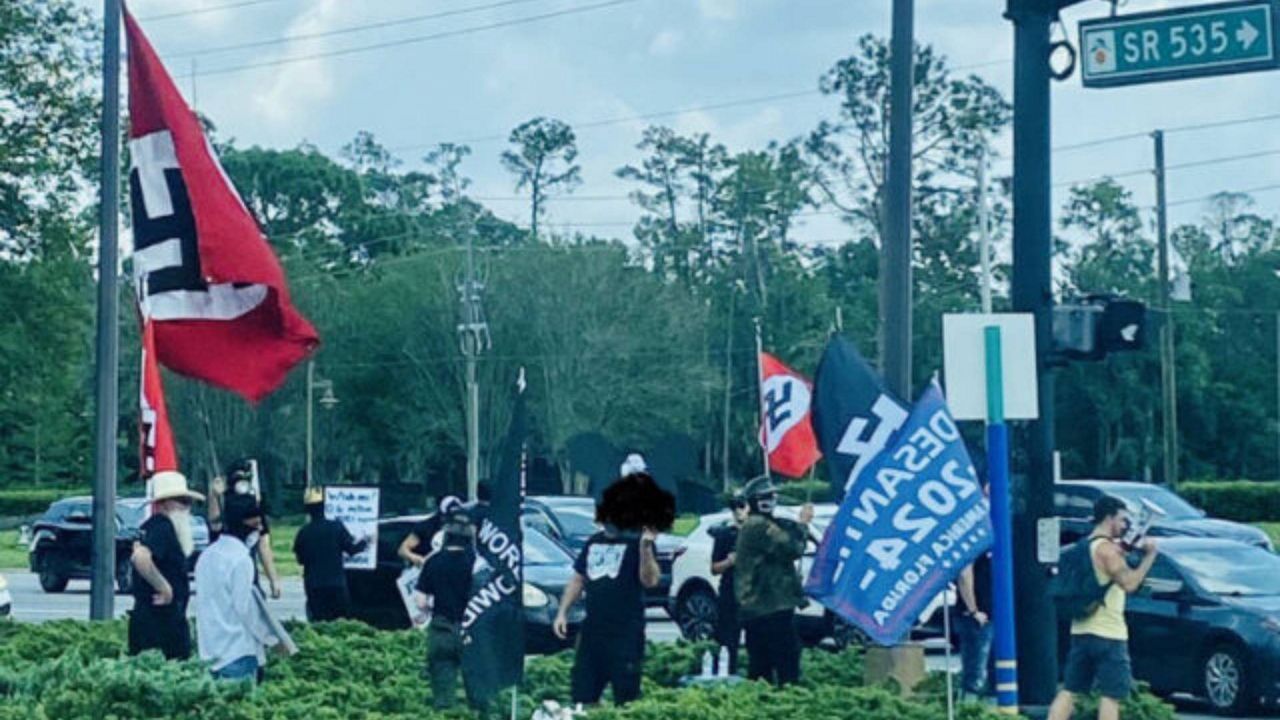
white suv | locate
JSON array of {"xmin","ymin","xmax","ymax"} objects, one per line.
[{"xmin": 669, "ymin": 504, "xmax": 950, "ymax": 647}]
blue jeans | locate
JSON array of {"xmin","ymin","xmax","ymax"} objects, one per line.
[
  {"xmin": 212, "ymin": 655, "xmax": 259, "ymax": 682},
  {"xmin": 955, "ymin": 614, "xmax": 993, "ymax": 696}
]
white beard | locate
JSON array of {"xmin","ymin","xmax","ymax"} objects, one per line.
[{"xmin": 170, "ymin": 509, "xmax": 195, "ymax": 558}]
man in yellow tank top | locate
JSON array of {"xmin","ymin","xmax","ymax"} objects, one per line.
[{"xmin": 1048, "ymin": 496, "xmax": 1159, "ymax": 720}]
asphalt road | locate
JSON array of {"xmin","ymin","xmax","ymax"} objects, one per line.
[{"xmin": 3, "ymin": 572, "xmax": 1264, "ymax": 718}]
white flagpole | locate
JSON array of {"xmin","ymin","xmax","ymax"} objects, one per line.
[
  {"xmin": 512, "ymin": 368, "xmax": 527, "ymax": 720},
  {"xmin": 754, "ymin": 318, "xmax": 770, "ymax": 480},
  {"xmin": 943, "ymin": 584, "xmax": 956, "ymax": 720}
]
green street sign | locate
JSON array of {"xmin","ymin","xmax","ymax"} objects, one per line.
[{"xmin": 1080, "ymin": 0, "xmax": 1279, "ymax": 88}]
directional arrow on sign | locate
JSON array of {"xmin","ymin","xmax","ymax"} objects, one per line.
[{"xmin": 1239, "ymin": 19, "xmax": 1261, "ymax": 50}]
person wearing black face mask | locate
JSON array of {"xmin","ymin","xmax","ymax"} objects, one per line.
[
  {"xmin": 734, "ymin": 476, "xmax": 812, "ymax": 686},
  {"xmin": 195, "ymin": 494, "xmax": 279, "ymax": 681},
  {"xmin": 414, "ymin": 511, "xmax": 481, "ymax": 712},
  {"xmin": 293, "ymin": 487, "xmax": 369, "ymax": 622}
]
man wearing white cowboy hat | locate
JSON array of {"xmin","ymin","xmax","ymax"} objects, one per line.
[{"xmin": 129, "ymin": 471, "xmax": 203, "ymax": 660}]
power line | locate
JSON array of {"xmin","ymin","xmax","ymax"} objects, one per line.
[
  {"xmin": 167, "ymin": 0, "xmax": 553, "ymax": 59},
  {"xmin": 194, "ymin": 0, "xmax": 640, "ymax": 78},
  {"xmin": 138, "ymin": 0, "xmax": 289, "ymax": 23},
  {"xmin": 387, "ymin": 58, "xmax": 1011, "ymax": 153}
]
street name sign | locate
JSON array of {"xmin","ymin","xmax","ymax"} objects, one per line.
[{"xmin": 1080, "ymin": 0, "xmax": 1279, "ymax": 87}]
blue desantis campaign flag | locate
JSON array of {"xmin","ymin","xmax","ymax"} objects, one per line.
[{"xmin": 806, "ymin": 383, "xmax": 992, "ymax": 645}]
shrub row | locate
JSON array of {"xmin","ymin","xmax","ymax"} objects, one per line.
[
  {"xmin": 0, "ymin": 487, "xmax": 86, "ymax": 518},
  {"xmin": 0, "ymin": 619, "xmax": 1178, "ymax": 720},
  {"xmin": 1180, "ymin": 480, "xmax": 1280, "ymax": 523}
]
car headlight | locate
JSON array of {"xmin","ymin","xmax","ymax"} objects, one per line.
[{"xmin": 523, "ymin": 583, "xmax": 550, "ymax": 609}]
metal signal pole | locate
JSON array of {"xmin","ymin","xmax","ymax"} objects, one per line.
[{"xmin": 90, "ymin": 0, "xmax": 122, "ymax": 621}]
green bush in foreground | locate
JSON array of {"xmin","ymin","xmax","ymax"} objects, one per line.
[{"xmin": 0, "ymin": 620, "xmax": 1176, "ymax": 720}]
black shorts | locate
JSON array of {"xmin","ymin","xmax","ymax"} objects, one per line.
[
  {"xmin": 1063, "ymin": 634, "xmax": 1132, "ymax": 700},
  {"xmin": 570, "ymin": 630, "xmax": 644, "ymax": 705}
]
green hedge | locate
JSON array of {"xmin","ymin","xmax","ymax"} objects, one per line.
[
  {"xmin": 778, "ymin": 480, "xmax": 836, "ymax": 506},
  {"xmin": 1179, "ymin": 481, "xmax": 1280, "ymax": 523},
  {"xmin": 0, "ymin": 620, "xmax": 1177, "ymax": 720},
  {"xmin": 0, "ymin": 487, "xmax": 86, "ymax": 518}
]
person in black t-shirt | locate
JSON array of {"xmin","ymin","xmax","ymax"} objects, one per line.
[
  {"xmin": 709, "ymin": 494, "xmax": 749, "ymax": 674},
  {"xmin": 399, "ymin": 495, "xmax": 462, "ymax": 568},
  {"xmin": 293, "ymin": 487, "xmax": 369, "ymax": 622},
  {"xmin": 414, "ymin": 512, "xmax": 480, "ymax": 711},
  {"xmin": 130, "ymin": 471, "xmax": 204, "ymax": 660}
]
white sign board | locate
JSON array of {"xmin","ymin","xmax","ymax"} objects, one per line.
[
  {"xmin": 942, "ymin": 313, "xmax": 1040, "ymax": 421},
  {"xmin": 324, "ymin": 486, "xmax": 379, "ymax": 570}
]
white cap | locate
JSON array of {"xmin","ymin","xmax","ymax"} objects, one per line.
[{"xmin": 620, "ymin": 453, "xmax": 648, "ymax": 476}]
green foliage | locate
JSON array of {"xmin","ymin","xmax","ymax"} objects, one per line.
[
  {"xmin": 1180, "ymin": 481, "xmax": 1280, "ymax": 522},
  {"xmin": 0, "ymin": 488, "xmax": 87, "ymax": 518},
  {"xmin": 0, "ymin": 620, "xmax": 1185, "ymax": 720},
  {"xmin": 777, "ymin": 481, "xmax": 836, "ymax": 506}
]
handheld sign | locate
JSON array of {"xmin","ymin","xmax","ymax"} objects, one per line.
[{"xmin": 324, "ymin": 486, "xmax": 379, "ymax": 570}]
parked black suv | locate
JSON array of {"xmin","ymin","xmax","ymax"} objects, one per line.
[
  {"xmin": 27, "ymin": 496, "xmax": 209, "ymax": 594},
  {"xmin": 1054, "ymin": 480, "xmax": 1273, "ymax": 551}
]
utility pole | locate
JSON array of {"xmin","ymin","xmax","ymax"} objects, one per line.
[
  {"xmin": 458, "ymin": 233, "xmax": 490, "ymax": 502},
  {"xmin": 978, "ymin": 144, "xmax": 994, "ymax": 314},
  {"xmin": 305, "ymin": 360, "xmax": 337, "ymax": 488},
  {"xmin": 1006, "ymin": 0, "xmax": 1086, "ymax": 706},
  {"xmin": 883, "ymin": 0, "xmax": 915, "ymax": 399},
  {"xmin": 1153, "ymin": 130, "xmax": 1179, "ymax": 490},
  {"xmin": 90, "ymin": 0, "xmax": 122, "ymax": 622}
]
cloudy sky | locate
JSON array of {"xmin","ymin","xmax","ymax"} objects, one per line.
[{"xmin": 92, "ymin": 0, "xmax": 1280, "ymax": 246}]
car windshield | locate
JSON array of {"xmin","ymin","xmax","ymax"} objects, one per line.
[
  {"xmin": 1103, "ymin": 485, "xmax": 1202, "ymax": 519},
  {"xmin": 554, "ymin": 508, "xmax": 599, "ymax": 538},
  {"xmin": 524, "ymin": 528, "xmax": 572, "ymax": 566},
  {"xmin": 1175, "ymin": 545, "xmax": 1280, "ymax": 597},
  {"xmin": 116, "ymin": 502, "xmax": 148, "ymax": 529}
]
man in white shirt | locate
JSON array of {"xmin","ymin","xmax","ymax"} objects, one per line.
[{"xmin": 195, "ymin": 494, "xmax": 278, "ymax": 681}]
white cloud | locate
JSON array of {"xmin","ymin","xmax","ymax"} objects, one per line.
[
  {"xmin": 648, "ymin": 29, "xmax": 683, "ymax": 56},
  {"xmin": 249, "ymin": 0, "xmax": 345, "ymax": 128},
  {"xmin": 697, "ymin": 0, "xmax": 738, "ymax": 21}
]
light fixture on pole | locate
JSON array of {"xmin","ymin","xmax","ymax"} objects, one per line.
[{"xmin": 306, "ymin": 360, "xmax": 338, "ymax": 489}]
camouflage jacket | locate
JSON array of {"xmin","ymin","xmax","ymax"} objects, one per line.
[{"xmin": 733, "ymin": 514, "xmax": 807, "ymax": 620}]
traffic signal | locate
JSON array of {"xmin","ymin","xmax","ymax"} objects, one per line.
[{"xmin": 1052, "ymin": 296, "xmax": 1148, "ymax": 361}]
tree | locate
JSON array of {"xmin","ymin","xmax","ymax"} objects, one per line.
[{"xmin": 501, "ymin": 118, "xmax": 581, "ymax": 239}]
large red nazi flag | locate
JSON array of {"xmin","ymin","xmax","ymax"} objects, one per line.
[{"xmin": 125, "ymin": 6, "xmax": 317, "ymax": 402}]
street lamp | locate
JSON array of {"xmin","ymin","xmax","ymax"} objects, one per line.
[{"xmin": 306, "ymin": 360, "xmax": 338, "ymax": 489}]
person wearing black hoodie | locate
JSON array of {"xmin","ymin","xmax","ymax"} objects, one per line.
[{"xmin": 292, "ymin": 487, "xmax": 368, "ymax": 622}]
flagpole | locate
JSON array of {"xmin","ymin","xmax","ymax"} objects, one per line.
[
  {"xmin": 90, "ymin": 0, "xmax": 123, "ymax": 622},
  {"xmin": 513, "ymin": 368, "xmax": 527, "ymax": 720},
  {"xmin": 754, "ymin": 317, "xmax": 769, "ymax": 480}
]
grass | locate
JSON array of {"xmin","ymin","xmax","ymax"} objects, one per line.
[
  {"xmin": 1257, "ymin": 522, "xmax": 1280, "ymax": 550},
  {"xmin": 265, "ymin": 520, "xmax": 301, "ymax": 577},
  {"xmin": 672, "ymin": 514, "xmax": 699, "ymax": 536},
  {"xmin": 1, "ymin": 529, "xmax": 27, "ymax": 570}
]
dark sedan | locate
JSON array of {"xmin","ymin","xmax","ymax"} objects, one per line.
[
  {"xmin": 1061, "ymin": 538, "xmax": 1280, "ymax": 715},
  {"xmin": 28, "ymin": 496, "xmax": 209, "ymax": 594},
  {"xmin": 1055, "ymin": 480, "xmax": 1273, "ymax": 551},
  {"xmin": 344, "ymin": 516, "xmax": 585, "ymax": 654},
  {"xmin": 524, "ymin": 495, "xmax": 684, "ymax": 613}
]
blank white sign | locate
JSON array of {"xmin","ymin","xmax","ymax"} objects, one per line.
[{"xmin": 942, "ymin": 313, "xmax": 1040, "ymax": 421}]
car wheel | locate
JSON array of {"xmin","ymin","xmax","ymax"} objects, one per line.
[
  {"xmin": 39, "ymin": 566, "xmax": 68, "ymax": 593},
  {"xmin": 829, "ymin": 616, "xmax": 870, "ymax": 651},
  {"xmin": 675, "ymin": 587, "xmax": 719, "ymax": 642},
  {"xmin": 115, "ymin": 558, "xmax": 134, "ymax": 595},
  {"xmin": 1203, "ymin": 644, "xmax": 1252, "ymax": 716}
]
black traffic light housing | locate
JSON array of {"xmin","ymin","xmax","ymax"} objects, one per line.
[{"xmin": 1052, "ymin": 294, "xmax": 1149, "ymax": 361}]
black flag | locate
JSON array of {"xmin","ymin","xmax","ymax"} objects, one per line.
[
  {"xmin": 810, "ymin": 336, "xmax": 910, "ymax": 499},
  {"xmin": 461, "ymin": 372, "xmax": 527, "ymax": 704}
]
